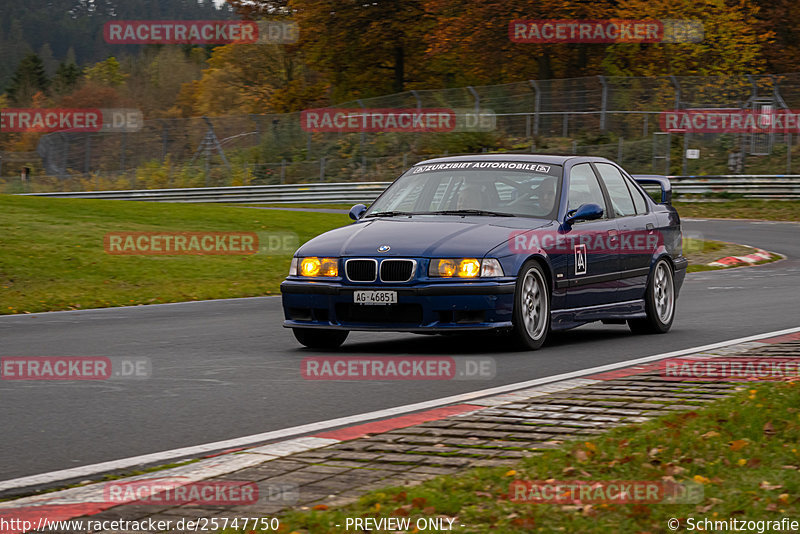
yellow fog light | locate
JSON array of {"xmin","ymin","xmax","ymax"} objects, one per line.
[
  {"xmin": 457, "ymin": 259, "xmax": 481, "ymax": 278},
  {"xmin": 435, "ymin": 259, "xmax": 457, "ymax": 277}
]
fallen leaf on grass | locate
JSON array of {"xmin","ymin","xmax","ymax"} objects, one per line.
[
  {"xmin": 763, "ymin": 421, "xmax": 776, "ymax": 436},
  {"xmin": 503, "ymin": 470, "xmax": 517, "ymax": 477},
  {"xmin": 311, "ymin": 504, "xmax": 328, "ymax": 510},
  {"xmin": 510, "ymin": 517, "xmax": 536, "ymax": 528},
  {"xmin": 412, "ymin": 497, "xmax": 427, "ymax": 509},
  {"xmin": 759, "ymin": 481, "xmax": 783, "ymax": 490},
  {"xmin": 693, "ymin": 475, "xmax": 711, "ymax": 484},
  {"xmin": 730, "ymin": 439, "xmax": 748, "ymax": 451},
  {"xmin": 701, "ymin": 431, "xmax": 720, "ymax": 438}
]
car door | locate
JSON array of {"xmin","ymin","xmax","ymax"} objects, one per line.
[
  {"xmin": 563, "ymin": 163, "xmax": 621, "ymax": 308},
  {"xmin": 594, "ymin": 162, "xmax": 656, "ymax": 303}
]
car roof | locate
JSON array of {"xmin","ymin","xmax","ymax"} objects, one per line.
[{"xmin": 414, "ymin": 154, "xmax": 612, "ymax": 166}]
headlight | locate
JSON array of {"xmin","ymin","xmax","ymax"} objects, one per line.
[
  {"xmin": 429, "ymin": 258, "xmax": 503, "ymax": 278},
  {"xmin": 298, "ymin": 257, "xmax": 338, "ymax": 277}
]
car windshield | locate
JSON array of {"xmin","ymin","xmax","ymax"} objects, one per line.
[{"xmin": 365, "ymin": 162, "xmax": 563, "ymax": 219}]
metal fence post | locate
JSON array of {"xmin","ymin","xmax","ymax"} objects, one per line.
[
  {"xmin": 281, "ymin": 159, "xmax": 286, "ymax": 184},
  {"xmin": 410, "ymin": 89, "xmax": 422, "ymax": 110},
  {"xmin": 598, "ymin": 75, "xmax": 608, "ymax": 131},
  {"xmin": 528, "ymin": 80, "xmax": 541, "ymax": 136},
  {"xmin": 467, "ymin": 86, "xmax": 480, "ymax": 113},
  {"xmin": 319, "ymin": 156, "xmax": 325, "ymax": 181}
]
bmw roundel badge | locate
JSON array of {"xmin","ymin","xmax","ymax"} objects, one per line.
[{"xmin": 378, "ymin": 245, "xmax": 391, "ymax": 252}]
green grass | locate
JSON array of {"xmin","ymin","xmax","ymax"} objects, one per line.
[
  {"xmin": 234, "ymin": 203, "xmax": 354, "ymax": 210},
  {"xmin": 0, "ymin": 195, "xmax": 778, "ymax": 314},
  {"xmin": 675, "ymin": 200, "xmax": 800, "ymax": 222},
  {"xmin": 261, "ymin": 382, "xmax": 800, "ymax": 534},
  {"xmin": 0, "ymin": 195, "xmax": 347, "ymax": 314}
]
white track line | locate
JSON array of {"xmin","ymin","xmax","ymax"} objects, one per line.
[{"xmin": 2, "ymin": 325, "xmax": 799, "ymax": 493}]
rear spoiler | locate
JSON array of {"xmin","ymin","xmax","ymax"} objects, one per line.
[{"xmin": 632, "ymin": 175, "xmax": 672, "ymax": 205}]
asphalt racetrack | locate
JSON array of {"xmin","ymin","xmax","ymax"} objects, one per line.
[{"xmin": 2, "ymin": 218, "xmax": 799, "ymax": 484}]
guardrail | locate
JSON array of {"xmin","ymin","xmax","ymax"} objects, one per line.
[
  {"xmin": 668, "ymin": 175, "xmax": 800, "ymax": 199},
  {"xmin": 19, "ymin": 175, "xmax": 800, "ymax": 203},
  {"xmin": 20, "ymin": 182, "xmax": 391, "ymax": 204}
]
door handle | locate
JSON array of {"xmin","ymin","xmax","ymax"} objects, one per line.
[
  {"xmin": 607, "ymin": 229, "xmax": 619, "ymax": 240},
  {"xmin": 646, "ymin": 223, "xmax": 655, "ymax": 232}
]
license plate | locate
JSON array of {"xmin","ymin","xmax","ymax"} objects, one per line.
[{"xmin": 354, "ymin": 290, "xmax": 397, "ymax": 305}]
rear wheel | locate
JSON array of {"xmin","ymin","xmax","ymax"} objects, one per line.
[
  {"xmin": 628, "ymin": 258, "xmax": 675, "ymax": 334},
  {"xmin": 292, "ymin": 328, "xmax": 349, "ymax": 349},
  {"xmin": 511, "ymin": 261, "xmax": 550, "ymax": 350}
]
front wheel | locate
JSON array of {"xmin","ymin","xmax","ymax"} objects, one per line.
[
  {"xmin": 292, "ymin": 328, "xmax": 349, "ymax": 349},
  {"xmin": 511, "ymin": 261, "xmax": 551, "ymax": 350},
  {"xmin": 628, "ymin": 258, "xmax": 675, "ymax": 334}
]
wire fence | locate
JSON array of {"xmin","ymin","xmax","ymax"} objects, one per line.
[{"xmin": 2, "ymin": 72, "xmax": 800, "ymax": 193}]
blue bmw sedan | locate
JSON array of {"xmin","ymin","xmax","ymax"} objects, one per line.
[{"xmin": 280, "ymin": 155, "xmax": 687, "ymax": 349}]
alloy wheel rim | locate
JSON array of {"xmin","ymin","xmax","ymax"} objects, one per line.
[
  {"xmin": 521, "ymin": 270, "xmax": 547, "ymax": 339},
  {"xmin": 654, "ymin": 262, "xmax": 674, "ymax": 323}
]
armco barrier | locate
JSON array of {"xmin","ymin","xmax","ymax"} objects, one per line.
[{"xmin": 18, "ymin": 175, "xmax": 800, "ymax": 203}]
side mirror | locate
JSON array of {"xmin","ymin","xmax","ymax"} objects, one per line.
[
  {"xmin": 565, "ymin": 203, "xmax": 603, "ymax": 225},
  {"xmin": 349, "ymin": 204, "xmax": 367, "ymax": 220}
]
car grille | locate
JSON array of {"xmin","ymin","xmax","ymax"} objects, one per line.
[
  {"xmin": 335, "ymin": 303, "xmax": 423, "ymax": 324},
  {"xmin": 345, "ymin": 259, "xmax": 377, "ymax": 282},
  {"xmin": 380, "ymin": 259, "xmax": 415, "ymax": 282}
]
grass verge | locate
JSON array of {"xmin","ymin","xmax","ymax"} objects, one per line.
[
  {"xmin": 0, "ymin": 195, "xmax": 779, "ymax": 314},
  {"xmin": 0, "ymin": 195, "xmax": 347, "ymax": 314},
  {"xmin": 675, "ymin": 200, "xmax": 800, "ymax": 222},
  {"xmin": 260, "ymin": 381, "xmax": 800, "ymax": 534}
]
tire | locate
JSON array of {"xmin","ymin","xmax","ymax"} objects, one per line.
[
  {"xmin": 628, "ymin": 258, "xmax": 675, "ymax": 334},
  {"xmin": 292, "ymin": 328, "xmax": 349, "ymax": 349},
  {"xmin": 511, "ymin": 261, "xmax": 551, "ymax": 350}
]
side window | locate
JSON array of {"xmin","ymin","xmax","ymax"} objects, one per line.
[
  {"xmin": 595, "ymin": 163, "xmax": 636, "ymax": 217},
  {"xmin": 567, "ymin": 164, "xmax": 607, "ymax": 218},
  {"xmin": 627, "ymin": 179, "xmax": 649, "ymax": 214}
]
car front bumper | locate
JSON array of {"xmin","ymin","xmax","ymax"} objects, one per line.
[{"xmin": 280, "ymin": 279, "xmax": 516, "ymax": 332}]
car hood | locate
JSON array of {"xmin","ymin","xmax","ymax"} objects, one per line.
[{"xmin": 296, "ymin": 216, "xmax": 552, "ymax": 258}]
